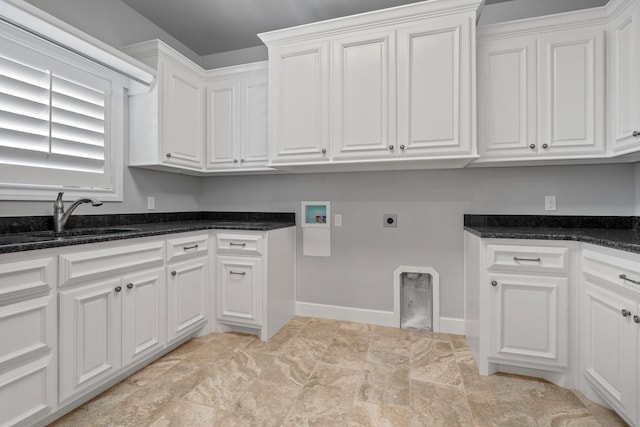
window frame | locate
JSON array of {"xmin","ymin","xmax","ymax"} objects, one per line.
[{"xmin": 0, "ymin": 20, "xmax": 125, "ymax": 201}]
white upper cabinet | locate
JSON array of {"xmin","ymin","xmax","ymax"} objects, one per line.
[
  {"xmin": 259, "ymin": 0, "xmax": 483, "ymax": 169},
  {"xmin": 331, "ymin": 30, "xmax": 396, "ymax": 160},
  {"xmin": 268, "ymin": 41, "xmax": 330, "ymax": 164},
  {"xmin": 397, "ymin": 14, "xmax": 474, "ymax": 158},
  {"xmin": 476, "ymin": 10, "xmax": 606, "ymax": 163},
  {"xmin": 206, "ymin": 62, "xmax": 272, "ymax": 171},
  {"xmin": 608, "ymin": 0, "xmax": 640, "ymax": 154},
  {"xmin": 125, "ymin": 40, "xmax": 205, "ymax": 173}
]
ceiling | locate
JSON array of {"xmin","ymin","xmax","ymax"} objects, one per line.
[{"xmin": 121, "ymin": 0, "xmax": 513, "ymax": 56}]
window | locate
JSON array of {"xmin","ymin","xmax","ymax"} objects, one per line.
[{"xmin": 0, "ymin": 21, "xmax": 126, "ymax": 201}]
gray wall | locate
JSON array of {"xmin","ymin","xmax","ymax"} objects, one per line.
[
  {"xmin": 198, "ymin": 164, "xmax": 636, "ymax": 318},
  {"xmin": 24, "ymin": 0, "xmax": 202, "ymax": 65}
]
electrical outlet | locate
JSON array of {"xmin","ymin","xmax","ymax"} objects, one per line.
[
  {"xmin": 383, "ymin": 214, "xmax": 397, "ymax": 228},
  {"xmin": 545, "ymin": 195, "xmax": 556, "ymax": 211},
  {"xmin": 147, "ymin": 196, "xmax": 155, "ymax": 210},
  {"xmin": 334, "ymin": 214, "xmax": 342, "ymax": 227}
]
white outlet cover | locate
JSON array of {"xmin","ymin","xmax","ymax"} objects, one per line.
[
  {"xmin": 545, "ymin": 195, "xmax": 556, "ymax": 211},
  {"xmin": 147, "ymin": 196, "xmax": 155, "ymax": 210}
]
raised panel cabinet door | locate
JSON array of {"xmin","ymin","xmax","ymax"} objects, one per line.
[
  {"xmin": 538, "ymin": 28, "xmax": 605, "ymax": 155},
  {"xmin": 216, "ymin": 256, "xmax": 263, "ymax": 327},
  {"xmin": 331, "ymin": 30, "xmax": 396, "ymax": 160},
  {"xmin": 269, "ymin": 42, "xmax": 330, "ymax": 163},
  {"xmin": 161, "ymin": 60, "xmax": 205, "ymax": 168},
  {"xmin": 397, "ymin": 14, "xmax": 473, "ymax": 156},
  {"xmin": 59, "ymin": 278, "xmax": 122, "ymax": 402},
  {"xmin": 488, "ymin": 274, "xmax": 568, "ymax": 368},
  {"xmin": 610, "ymin": 0, "xmax": 640, "ymax": 153},
  {"xmin": 477, "ymin": 36, "xmax": 537, "ymax": 158},
  {"xmin": 166, "ymin": 257, "xmax": 208, "ymax": 344},
  {"xmin": 583, "ymin": 279, "xmax": 637, "ymax": 423},
  {"xmin": 206, "ymin": 80, "xmax": 239, "ymax": 169},
  {"xmin": 240, "ymin": 75, "xmax": 269, "ymax": 167},
  {"xmin": 121, "ymin": 268, "xmax": 165, "ymax": 367}
]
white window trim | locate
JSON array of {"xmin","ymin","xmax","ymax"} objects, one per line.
[{"xmin": 0, "ymin": 20, "xmax": 125, "ymax": 201}]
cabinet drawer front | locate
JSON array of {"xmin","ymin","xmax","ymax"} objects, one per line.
[
  {"xmin": 582, "ymin": 248, "xmax": 640, "ymax": 293},
  {"xmin": 59, "ymin": 241, "xmax": 165, "ymax": 287},
  {"xmin": 0, "ymin": 296, "xmax": 52, "ymax": 366},
  {"xmin": 217, "ymin": 233, "xmax": 263, "ymax": 255},
  {"xmin": 166, "ymin": 234, "xmax": 209, "ymax": 262},
  {"xmin": 486, "ymin": 244, "xmax": 569, "ymax": 274},
  {"xmin": 0, "ymin": 257, "xmax": 54, "ymax": 305}
]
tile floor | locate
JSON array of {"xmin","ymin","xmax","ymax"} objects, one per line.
[{"xmin": 51, "ymin": 317, "xmax": 627, "ymax": 426}]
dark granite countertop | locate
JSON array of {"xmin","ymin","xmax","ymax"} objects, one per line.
[
  {"xmin": 0, "ymin": 212, "xmax": 295, "ymax": 254},
  {"xmin": 464, "ymin": 215, "xmax": 640, "ymax": 254}
]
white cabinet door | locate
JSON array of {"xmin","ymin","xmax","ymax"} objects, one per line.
[
  {"xmin": 397, "ymin": 14, "xmax": 473, "ymax": 157},
  {"xmin": 478, "ymin": 36, "xmax": 537, "ymax": 158},
  {"xmin": 161, "ymin": 60, "xmax": 205, "ymax": 168},
  {"xmin": 121, "ymin": 268, "xmax": 165, "ymax": 367},
  {"xmin": 166, "ymin": 258, "xmax": 208, "ymax": 344},
  {"xmin": 609, "ymin": 0, "xmax": 640, "ymax": 153},
  {"xmin": 489, "ymin": 274, "xmax": 568, "ymax": 368},
  {"xmin": 538, "ymin": 28, "xmax": 605, "ymax": 156},
  {"xmin": 583, "ymin": 279, "xmax": 637, "ymax": 423},
  {"xmin": 269, "ymin": 41, "xmax": 330, "ymax": 163},
  {"xmin": 331, "ymin": 30, "xmax": 396, "ymax": 160},
  {"xmin": 206, "ymin": 80, "xmax": 239, "ymax": 169},
  {"xmin": 217, "ymin": 256, "xmax": 263, "ymax": 327},
  {"xmin": 59, "ymin": 278, "xmax": 122, "ymax": 402},
  {"xmin": 240, "ymin": 75, "xmax": 269, "ymax": 168}
]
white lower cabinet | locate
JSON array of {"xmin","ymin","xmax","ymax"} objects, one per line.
[
  {"xmin": 217, "ymin": 255, "xmax": 262, "ymax": 327},
  {"xmin": 166, "ymin": 257, "xmax": 208, "ymax": 344},
  {"xmin": 581, "ymin": 245, "xmax": 640, "ymax": 426},
  {"xmin": 0, "ymin": 256, "xmax": 56, "ymax": 427}
]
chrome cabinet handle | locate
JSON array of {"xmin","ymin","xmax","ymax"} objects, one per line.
[
  {"xmin": 126, "ymin": 283, "xmax": 133, "ymax": 290},
  {"xmin": 230, "ymin": 271, "xmax": 246, "ymax": 276},
  {"xmin": 634, "ymin": 315, "xmax": 640, "ymax": 324},
  {"xmin": 529, "ymin": 144, "xmax": 536, "ymax": 149},
  {"xmin": 114, "ymin": 286, "xmax": 122, "ymax": 293},
  {"xmin": 166, "ymin": 153, "xmax": 172, "ymax": 158},
  {"xmin": 542, "ymin": 143, "xmax": 549, "ymax": 149},
  {"xmin": 230, "ymin": 242, "xmax": 246, "ymax": 247},
  {"xmin": 400, "ymin": 145, "xmax": 405, "ymax": 150},
  {"xmin": 633, "ymin": 131, "xmax": 640, "ymax": 138},
  {"xmin": 620, "ymin": 274, "xmax": 640, "ymax": 285},
  {"xmin": 514, "ymin": 257, "xmax": 541, "ymax": 262},
  {"xmin": 622, "ymin": 309, "xmax": 632, "ymax": 318},
  {"xmin": 491, "ymin": 280, "xmax": 498, "ymax": 287},
  {"xmin": 183, "ymin": 244, "xmax": 198, "ymax": 251},
  {"xmin": 321, "ymin": 148, "xmax": 327, "ymax": 154},
  {"xmin": 171, "ymin": 271, "xmax": 177, "ymax": 277},
  {"xmin": 388, "ymin": 145, "xmax": 394, "ymax": 150}
]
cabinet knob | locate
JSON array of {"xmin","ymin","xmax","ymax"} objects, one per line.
[
  {"xmin": 400, "ymin": 145, "xmax": 405, "ymax": 150},
  {"xmin": 388, "ymin": 145, "xmax": 394, "ymax": 150},
  {"xmin": 321, "ymin": 148, "xmax": 327, "ymax": 154},
  {"xmin": 491, "ymin": 280, "xmax": 498, "ymax": 287},
  {"xmin": 114, "ymin": 286, "xmax": 122, "ymax": 293},
  {"xmin": 634, "ymin": 315, "xmax": 640, "ymax": 324},
  {"xmin": 542, "ymin": 143, "xmax": 549, "ymax": 149},
  {"xmin": 240, "ymin": 159, "xmax": 245, "ymax": 163},
  {"xmin": 171, "ymin": 271, "xmax": 177, "ymax": 277},
  {"xmin": 529, "ymin": 144, "xmax": 536, "ymax": 149},
  {"xmin": 126, "ymin": 283, "xmax": 133, "ymax": 290},
  {"xmin": 234, "ymin": 159, "xmax": 238, "ymax": 164},
  {"xmin": 633, "ymin": 131, "xmax": 640, "ymax": 138},
  {"xmin": 622, "ymin": 309, "xmax": 632, "ymax": 318}
]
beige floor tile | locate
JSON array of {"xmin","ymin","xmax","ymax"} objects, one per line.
[
  {"xmin": 357, "ymin": 363, "xmax": 410, "ymax": 406},
  {"xmin": 573, "ymin": 390, "xmax": 629, "ymax": 427},
  {"xmin": 320, "ymin": 328, "xmax": 371, "ymax": 369},
  {"xmin": 148, "ymin": 400, "xmax": 221, "ymax": 427},
  {"xmin": 245, "ymin": 350, "xmax": 315, "ymax": 386},
  {"xmin": 410, "ymin": 379, "xmax": 474, "ymax": 426},
  {"xmin": 348, "ymin": 401, "xmax": 411, "ymax": 427},
  {"xmin": 123, "ymin": 359, "xmax": 180, "ymax": 387},
  {"xmin": 410, "ymin": 338, "xmax": 461, "ymax": 386},
  {"xmin": 282, "ymin": 383, "xmax": 354, "ymax": 427}
]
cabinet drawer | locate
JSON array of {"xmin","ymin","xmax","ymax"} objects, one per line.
[
  {"xmin": 486, "ymin": 244, "xmax": 569, "ymax": 274},
  {"xmin": 166, "ymin": 234, "xmax": 209, "ymax": 262},
  {"xmin": 59, "ymin": 241, "xmax": 165, "ymax": 287},
  {"xmin": 217, "ymin": 233, "xmax": 263, "ymax": 255},
  {"xmin": 583, "ymin": 248, "xmax": 640, "ymax": 292}
]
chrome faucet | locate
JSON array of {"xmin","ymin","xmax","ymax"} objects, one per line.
[{"xmin": 53, "ymin": 192, "xmax": 103, "ymax": 233}]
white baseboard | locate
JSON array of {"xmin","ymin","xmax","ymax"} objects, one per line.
[{"xmin": 295, "ymin": 302, "xmax": 465, "ymax": 335}]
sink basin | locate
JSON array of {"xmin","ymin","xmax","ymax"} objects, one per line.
[{"xmin": 25, "ymin": 227, "xmax": 142, "ymax": 239}]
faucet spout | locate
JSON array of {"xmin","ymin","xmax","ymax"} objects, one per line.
[{"xmin": 53, "ymin": 192, "xmax": 103, "ymax": 233}]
